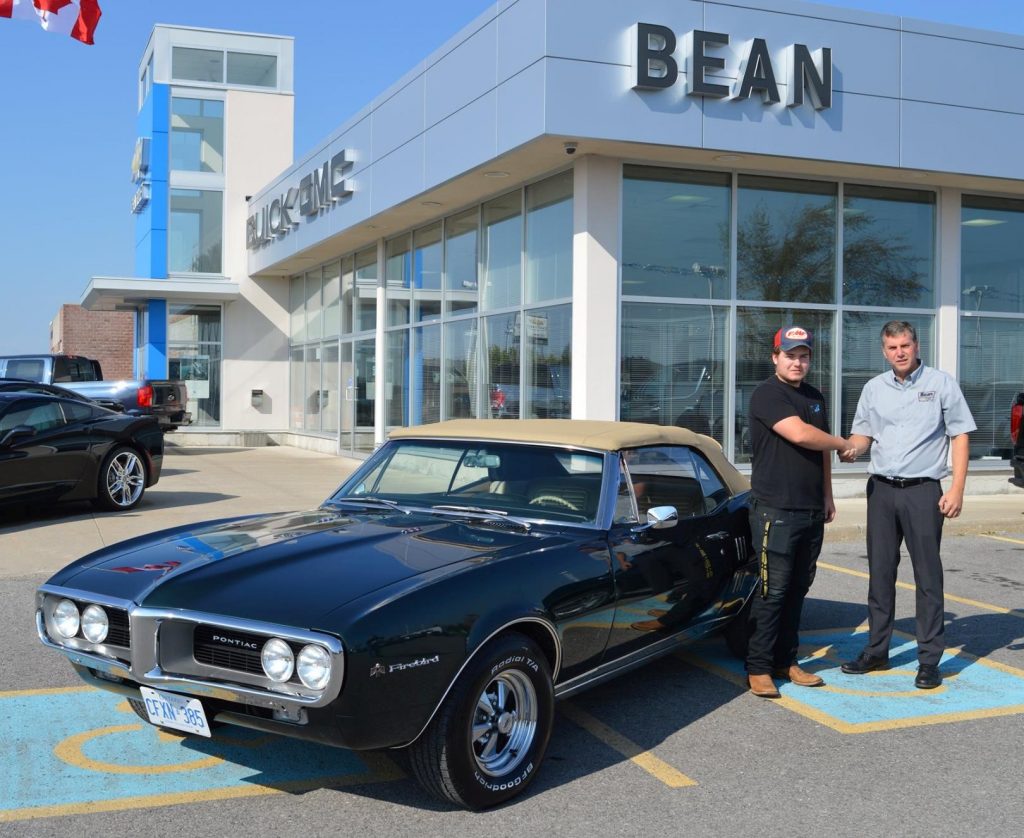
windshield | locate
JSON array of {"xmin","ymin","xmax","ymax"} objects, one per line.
[{"xmin": 333, "ymin": 439, "xmax": 606, "ymax": 525}]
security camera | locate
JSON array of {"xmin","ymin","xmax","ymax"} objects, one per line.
[{"xmin": 563, "ymin": 142, "xmax": 578, "ymax": 155}]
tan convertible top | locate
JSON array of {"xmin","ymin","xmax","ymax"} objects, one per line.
[{"xmin": 390, "ymin": 419, "xmax": 749, "ymax": 495}]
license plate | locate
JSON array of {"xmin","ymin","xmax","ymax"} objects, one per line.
[{"xmin": 138, "ymin": 686, "xmax": 211, "ymax": 737}]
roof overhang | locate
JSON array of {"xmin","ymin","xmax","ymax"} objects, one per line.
[{"xmin": 81, "ymin": 277, "xmax": 241, "ymax": 311}]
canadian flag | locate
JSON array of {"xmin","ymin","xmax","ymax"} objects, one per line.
[{"xmin": 0, "ymin": 0, "xmax": 102, "ymax": 45}]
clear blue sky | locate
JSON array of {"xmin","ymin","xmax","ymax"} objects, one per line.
[{"xmin": 0, "ymin": 0, "xmax": 1021, "ymax": 354}]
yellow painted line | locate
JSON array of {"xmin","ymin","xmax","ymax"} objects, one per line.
[
  {"xmin": 817, "ymin": 561, "xmax": 1024, "ymax": 619},
  {"xmin": 53, "ymin": 724, "xmax": 224, "ymax": 774},
  {"xmin": 980, "ymin": 534, "xmax": 1024, "ymax": 546},
  {"xmin": 0, "ymin": 752, "xmax": 404, "ymax": 824},
  {"xmin": 560, "ymin": 701, "xmax": 696, "ymax": 788},
  {"xmin": 0, "ymin": 685, "xmax": 93, "ymax": 698}
]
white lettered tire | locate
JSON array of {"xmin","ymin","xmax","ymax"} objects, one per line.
[{"xmin": 408, "ymin": 632, "xmax": 554, "ymax": 809}]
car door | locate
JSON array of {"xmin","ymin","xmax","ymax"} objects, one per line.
[
  {"xmin": 0, "ymin": 397, "xmax": 92, "ymax": 503},
  {"xmin": 602, "ymin": 444, "xmax": 740, "ymax": 660}
]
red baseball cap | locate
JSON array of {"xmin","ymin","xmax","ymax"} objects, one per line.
[{"xmin": 774, "ymin": 326, "xmax": 813, "ymax": 351}]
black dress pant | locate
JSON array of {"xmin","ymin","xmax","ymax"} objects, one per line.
[
  {"xmin": 746, "ymin": 502, "xmax": 825, "ymax": 675},
  {"xmin": 863, "ymin": 476, "xmax": 945, "ymax": 666}
]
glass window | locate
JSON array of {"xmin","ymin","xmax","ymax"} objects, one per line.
[
  {"xmin": 289, "ymin": 275, "xmax": 306, "ymax": 342},
  {"xmin": 304, "ymin": 344, "xmax": 322, "ymax": 432},
  {"xmin": 172, "ymin": 47, "xmax": 223, "ymax": 83},
  {"xmin": 843, "ymin": 185, "xmax": 935, "ymax": 307},
  {"xmin": 841, "ymin": 313, "xmax": 934, "ymax": 461},
  {"xmin": 226, "ymin": 52, "xmax": 277, "ymax": 87},
  {"xmin": 738, "ymin": 176, "xmax": 836, "ymax": 303},
  {"xmin": 482, "ymin": 192, "xmax": 522, "ymax": 311},
  {"xmin": 623, "ymin": 167, "xmax": 731, "ymax": 300},
  {"xmin": 734, "ymin": 307, "xmax": 834, "ymax": 463},
  {"xmin": 354, "ymin": 338, "xmax": 375, "ymax": 450},
  {"xmin": 354, "ymin": 248, "xmax": 377, "ymax": 332},
  {"xmin": 413, "ymin": 324, "xmax": 441, "ymax": 425},
  {"xmin": 522, "ymin": 305, "xmax": 571, "ymax": 419},
  {"xmin": 305, "ymin": 269, "xmax": 323, "ymax": 341},
  {"xmin": 445, "ymin": 319, "xmax": 479, "ymax": 419},
  {"xmin": 620, "ymin": 303, "xmax": 728, "ymax": 446},
  {"xmin": 168, "ymin": 304, "xmax": 222, "ymax": 427},
  {"xmin": 413, "ymin": 223, "xmax": 442, "ymax": 322},
  {"xmin": 323, "ymin": 262, "xmax": 341, "ymax": 338},
  {"xmin": 0, "ymin": 400, "xmax": 65, "ymax": 433},
  {"xmin": 960, "ymin": 316, "xmax": 1024, "ymax": 459},
  {"xmin": 386, "ymin": 235, "xmax": 411, "ymax": 327},
  {"xmin": 386, "ymin": 329, "xmax": 409, "ymax": 430},
  {"xmin": 169, "ymin": 189, "xmax": 222, "ymax": 274},
  {"xmin": 322, "ymin": 342, "xmax": 340, "ymax": 436},
  {"xmin": 962, "ymin": 195, "xmax": 1024, "ymax": 314},
  {"xmin": 482, "ymin": 312, "xmax": 520, "ymax": 419},
  {"xmin": 445, "ymin": 208, "xmax": 478, "ymax": 315},
  {"xmin": 526, "ymin": 171, "xmax": 573, "ymax": 303},
  {"xmin": 170, "ymin": 98, "xmax": 224, "ymax": 173},
  {"xmin": 340, "ymin": 256, "xmax": 354, "ymax": 335},
  {"xmin": 289, "ymin": 345, "xmax": 304, "ymax": 430}
]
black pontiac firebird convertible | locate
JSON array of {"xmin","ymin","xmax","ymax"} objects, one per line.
[{"xmin": 37, "ymin": 419, "xmax": 756, "ymax": 808}]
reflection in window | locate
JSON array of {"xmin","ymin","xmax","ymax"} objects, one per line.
[
  {"xmin": 289, "ymin": 275, "xmax": 305, "ymax": 342},
  {"xmin": 960, "ymin": 316, "xmax": 1023, "ymax": 459},
  {"xmin": 841, "ymin": 313, "xmax": 934, "ymax": 461},
  {"xmin": 355, "ymin": 248, "xmax": 378, "ymax": 332},
  {"xmin": 226, "ymin": 52, "xmax": 277, "ymax": 87},
  {"xmin": 386, "ymin": 329, "xmax": 409, "ymax": 430},
  {"xmin": 734, "ymin": 307, "xmax": 834, "ymax": 463},
  {"xmin": 170, "ymin": 98, "xmax": 224, "ymax": 173},
  {"xmin": 445, "ymin": 208, "xmax": 478, "ymax": 315},
  {"xmin": 962, "ymin": 195, "xmax": 1024, "ymax": 315},
  {"xmin": 738, "ymin": 176, "xmax": 836, "ymax": 303},
  {"xmin": 304, "ymin": 344, "xmax": 322, "ymax": 432},
  {"xmin": 483, "ymin": 312, "xmax": 520, "ymax": 419},
  {"xmin": 523, "ymin": 305, "xmax": 571, "ymax": 419},
  {"xmin": 168, "ymin": 304, "xmax": 222, "ymax": 426},
  {"xmin": 620, "ymin": 303, "xmax": 728, "ymax": 445},
  {"xmin": 386, "ymin": 235, "xmax": 411, "ymax": 327},
  {"xmin": 526, "ymin": 171, "xmax": 573, "ymax": 303},
  {"xmin": 322, "ymin": 342, "xmax": 339, "ymax": 435},
  {"xmin": 289, "ymin": 345, "xmax": 304, "ymax": 430},
  {"xmin": 169, "ymin": 189, "xmax": 222, "ymax": 274},
  {"xmin": 623, "ymin": 167, "xmax": 730, "ymax": 300},
  {"xmin": 323, "ymin": 262, "xmax": 340, "ymax": 339},
  {"xmin": 305, "ymin": 269, "xmax": 323, "ymax": 341},
  {"xmin": 172, "ymin": 47, "xmax": 223, "ymax": 83},
  {"xmin": 414, "ymin": 223, "xmax": 442, "ymax": 322},
  {"xmin": 843, "ymin": 185, "xmax": 934, "ymax": 307},
  {"xmin": 413, "ymin": 324, "xmax": 441, "ymax": 425},
  {"xmin": 340, "ymin": 256, "xmax": 354, "ymax": 335},
  {"xmin": 445, "ymin": 319, "xmax": 479, "ymax": 419},
  {"xmin": 482, "ymin": 192, "xmax": 521, "ymax": 311}
]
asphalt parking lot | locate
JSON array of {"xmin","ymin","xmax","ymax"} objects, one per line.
[{"xmin": 2, "ymin": 444, "xmax": 1023, "ymax": 835}]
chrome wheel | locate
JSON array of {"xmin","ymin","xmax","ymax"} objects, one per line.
[
  {"xmin": 471, "ymin": 669, "xmax": 538, "ymax": 777},
  {"xmin": 105, "ymin": 450, "xmax": 145, "ymax": 507}
]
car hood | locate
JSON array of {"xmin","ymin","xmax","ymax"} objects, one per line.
[{"xmin": 47, "ymin": 506, "xmax": 564, "ymax": 625}]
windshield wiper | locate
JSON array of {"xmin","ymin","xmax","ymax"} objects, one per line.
[
  {"xmin": 430, "ymin": 504, "xmax": 532, "ymax": 532},
  {"xmin": 331, "ymin": 496, "xmax": 407, "ymax": 513}
]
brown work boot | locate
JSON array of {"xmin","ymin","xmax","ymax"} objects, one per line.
[
  {"xmin": 748, "ymin": 673, "xmax": 781, "ymax": 698},
  {"xmin": 773, "ymin": 664, "xmax": 824, "ymax": 687}
]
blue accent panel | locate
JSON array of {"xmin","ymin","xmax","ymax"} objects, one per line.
[
  {"xmin": 150, "ymin": 83, "xmax": 170, "ymax": 135},
  {"xmin": 133, "ymin": 84, "xmax": 170, "ymax": 280},
  {"xmin": 145, "ymin": 300, "xmax": 168, "ymax": 379},
  {"xmin": 134, "ymin": 230, "xmax": 151, "ymax": 278},
  {"xmin": 149, "ymin": 127, "xmax": 169, "ymax": 186}
]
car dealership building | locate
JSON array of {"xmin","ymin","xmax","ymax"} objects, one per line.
[{"xmin": 79, "ymin": 0, "xmax": 1024, "ymax": 466}]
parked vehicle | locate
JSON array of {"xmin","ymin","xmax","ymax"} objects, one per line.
[
  {"xmin": 0, "ymin": 378, "xmax": 123, "ymax": 412},
  {"xmin": 0, "ymin": 354, "xmax": 191, "ymax": 431},
  {"xmin": 36, "ymin": 419, "xmax": 755, "ymax": 808},
  {"xmin": 489, "ymin": 362, "xmax": 571, "ymax": 418},
  {"xmin": 1012, "ymin": 391, "xmax": 1024, "ymax": 484},
  {"xmin": 0, "ymin": 392, "xmax": 163, "ymax": 510}
]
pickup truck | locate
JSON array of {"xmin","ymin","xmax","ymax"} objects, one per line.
[
  {"xmin": 1012, "ymin": 391, "xmax": 1024, "ymax": 484},
  {"xmin": 0, "ymin": 354, "xmax": 191, "ymax": 432}
]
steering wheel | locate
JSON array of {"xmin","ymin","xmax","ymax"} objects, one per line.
[{"xmin": 528, "ymin": 494, "xmax": 580, "ymax": 512}]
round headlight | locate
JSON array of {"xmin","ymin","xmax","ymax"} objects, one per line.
[
  {"xmin": 261, "ymin": 638, "xmax": 295, "ymax": 682},
  {"xmin": 53, "ymin": 599, "xmax": 80, "ymax": 639},
  {"xmin": 81, "ymin": 604, "xmax": 109, "ymax": 643},
  {"xmin": 296, "ymin": 644, "xmax": 332, "ymax": 690}
]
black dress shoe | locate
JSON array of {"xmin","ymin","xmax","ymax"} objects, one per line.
[
  {"xmin": 841, "ymin": 652, "xmax": 891, "ymax": 674},
  {"xmin": 915, "ymin": 664, "xmax": 942, "ymax": 689}
]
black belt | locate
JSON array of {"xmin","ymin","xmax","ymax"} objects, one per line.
[{"xmin": 873, "ymin": 475, "xmax": 936, "ymax": 488}]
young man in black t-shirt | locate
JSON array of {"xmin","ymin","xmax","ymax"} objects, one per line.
[{"xmin": 745, "ymin": 326, "xmax": 854, "ymax": 698}]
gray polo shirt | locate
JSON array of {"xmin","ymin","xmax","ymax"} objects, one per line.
[{"xmin": 850, "ymin": 363, "xmax": 976, "ymax": 480}]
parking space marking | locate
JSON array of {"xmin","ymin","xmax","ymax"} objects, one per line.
[
  {"xmin": 560, "ymin": 702, "xmax": 697, "ymax": 788},
  {"xmin": 980, "ymin": 534, "xmax": 1024, "ymax": 546},
  {"xmin": 0, "ymin": 687, "xmax": 403, "ymax": 823},
  {"xmin": 817, "ymin": 561, "xmax": 1024, "ymax": 619},
  {"xmin": 681, "ymin": 627, "xmax": 1024, "ymax": 734}
]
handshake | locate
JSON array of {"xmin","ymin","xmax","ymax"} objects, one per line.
[{"xmin": 836, "ymin": 438, "xmax": 863, "ymax": 463}]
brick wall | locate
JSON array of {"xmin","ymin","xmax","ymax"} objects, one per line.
[{"xmin": 49, "ymin": 305, "xmax": 135, "ymax": 380}]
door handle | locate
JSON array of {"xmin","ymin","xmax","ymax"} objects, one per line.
[{"xmin": 706, "ymin": 531, "xmax": 730, "ymax": 541}]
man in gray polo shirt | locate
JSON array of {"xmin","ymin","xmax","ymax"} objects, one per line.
[{"xmin": 840, "ymin": 321, "xmax": 976, "ymax": 689}]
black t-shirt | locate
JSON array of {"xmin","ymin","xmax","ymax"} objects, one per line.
[{"xmin": 749, "ymin": 375, "xmax": 828, "ymax": 510}]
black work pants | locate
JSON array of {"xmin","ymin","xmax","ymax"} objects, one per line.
[
  {"xmin": 863, "ymin": 477, "xmax": 945, "ymax": 666},
  {"xmin": 746, "ymin": 502, "xmax": 825, "ymax": 675}
]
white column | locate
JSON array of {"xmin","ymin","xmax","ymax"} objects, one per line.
[
  {"xmin": 571, "ymin": 155, "xmax": 621, "ymax": 420},
  {"xmin": 936, "ymin": 188, "xmax": 962, "ymax": 377},
  {"xmin": 374, "ymin": 237, "xmax": 387, "ymax": 447}
]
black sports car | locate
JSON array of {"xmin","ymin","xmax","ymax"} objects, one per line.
[
  {"xmin": 36, "ymin": 419, "xmax": 754, "ymax": 807},
  {"xmin": 0, "ymin": 391, "xmax": 163, "ymax": 511}
]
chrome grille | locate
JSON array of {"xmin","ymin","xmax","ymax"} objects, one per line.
[{"xmin": 192, "ymin": 625, "xmax": 302, "ymax": 682}]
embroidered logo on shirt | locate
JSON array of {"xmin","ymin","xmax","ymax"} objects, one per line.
[
  {"xmin": 813, "ymin": 404, "xmax": 821, "ymax": 413},
  {"xmin": 918, "ymin": 391, "xmax": 935, "ymax": 402}
]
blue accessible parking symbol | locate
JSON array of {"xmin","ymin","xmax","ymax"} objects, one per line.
[{"xmin": 684, "ymin": 627, "xmax": 1024, "ymax": 733}]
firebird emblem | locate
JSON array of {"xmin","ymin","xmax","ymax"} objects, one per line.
[
  {"xmin": 369, "ymin": 663, "xmax": 386, "ymax": 678},
  {"xmin": 107, "ymin": 561, "xmax": 181, "ymax": 574}
]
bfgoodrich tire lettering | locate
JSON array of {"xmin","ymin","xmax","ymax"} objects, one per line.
[{"xmin": 407, "ymin": 632, "xmax": 554, "ymax": 809}]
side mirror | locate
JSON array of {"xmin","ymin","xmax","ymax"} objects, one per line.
[
  {"xmin": 0, "ymin": 425, "xmax": 36, "ymax": 447},
  {"xmin": 631, "ymin": 505, "xmax": 679, "ymax": 534}
]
